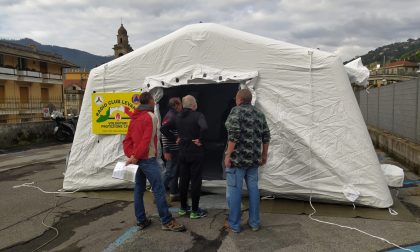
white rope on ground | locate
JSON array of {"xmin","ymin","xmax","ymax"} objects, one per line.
[
  {"xmin": 261, "ymin": 195, "xmax": 275, "ymax": 200},
  {"xmin": 308, "ymin": 197, "xmax": 413, "ymax": 252},
  {"xmin": 306, "ymin": 50, "xmax": 413, "ymax": 252},
  {"xmin": 32, "ymin": 196, "xmax": 60, "ymax": 252},
  {"xmin": 12, "ymin": 182, "xmax": 81, "ymax": 251},
  {"xmin": 388, "ymin": 208, "xmax": 399, "ymax": 216},
  {"xmin": 13, "ymin": 182, "xmax": 79, "ymax": 194}
]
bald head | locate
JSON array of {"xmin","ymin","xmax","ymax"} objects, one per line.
[
  {"xmin": 182, "ymin": 95, "xmax": 197, "ymax": 111},
  {"xmin": 236, "ymin": 89, "xmax": 252, "ymax": 106}
]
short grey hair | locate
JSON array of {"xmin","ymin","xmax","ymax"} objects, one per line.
[
  {"xmin": 182, "ymin": 95, "xmax": 197, "ymax": 109},
  {"xmin": 237, "ymin": 89, "xmax": 252, "ymax": 104}
]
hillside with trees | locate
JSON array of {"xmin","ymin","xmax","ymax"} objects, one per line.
[{"xmin": 350, "ymin": 38, "xmax": 420, "ymax": 68}]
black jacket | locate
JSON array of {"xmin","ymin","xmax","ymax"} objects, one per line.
[
  {"xmin": 161, "ymin": 109, "xmax": 180, "ymax": 152},
  {"xmin": 160, "ymin": 108, "xmax": 208, "ymax": 155}
]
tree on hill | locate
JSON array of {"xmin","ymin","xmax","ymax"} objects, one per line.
[{"xmin": 347, "ymin": 38, "xmax": 420, "ymax": 68}]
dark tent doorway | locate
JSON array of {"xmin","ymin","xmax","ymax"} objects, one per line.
[{"xmin": 159, "ymin": 83, "xmax": 239, "ymax": 180}]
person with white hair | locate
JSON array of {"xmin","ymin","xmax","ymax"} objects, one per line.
[{"xmin": 161, "ymin": 95, "xmax": 208, "ymax": 219}]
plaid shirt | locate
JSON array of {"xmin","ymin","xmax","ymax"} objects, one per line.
[{"xmin": 225, "ymin": 104, "xmax": 270, "ymax": 168}]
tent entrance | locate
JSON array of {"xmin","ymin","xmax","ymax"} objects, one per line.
[{"xmin": 158, "ymin": 83, "xmax": 239, "ymax": 180}]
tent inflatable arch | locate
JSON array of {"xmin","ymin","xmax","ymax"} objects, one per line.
[{"xmin": 63, "ymin": 23, "xmax": 393, "ymax": 208}]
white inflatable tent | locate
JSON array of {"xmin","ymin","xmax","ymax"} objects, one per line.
[{"xmin": 63, "ymin": 23, "xmax": 393, "ymax": 208}]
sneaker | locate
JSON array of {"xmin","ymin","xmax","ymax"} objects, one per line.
[
  {"xmin": 222, "ymin": 220, "xmax": 240, "ymax": 233},
  {"xmin": 178, "ymin": 206, "xmax": 191, "ymax": 217},
  {"xmin": 161, "ymin": 218, "xmax": 186, "ymax": 232},
  {"xmin": 190, "ymin": 208, "xmax": 208, "ymax": 219},
  {"xmin": 247, "ymin": 222, "xmax": 260, "ymax": 232},
  {"xmin": 170, "ymin": 194, "xmax": 180, "ymax": 202},
  {"xmin": 136, "ymin": 218, "xmax": 152, "ymax": 230}
]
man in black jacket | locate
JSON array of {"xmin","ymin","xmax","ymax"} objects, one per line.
[{"xmin": 161, "ymin": 95, "xmax": 208, "ymax": 219}]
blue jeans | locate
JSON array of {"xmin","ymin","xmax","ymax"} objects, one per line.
[
  {"xmin": 135, "ymin": 158, "xmax": 172, "ymax": 225},
  {"xmin": 226, "ymin": 167, "xmax": 260, "ymax": 232},
  {"xmin": 163, "ymin": 150, "xmax": 179, "ymax": 195}
]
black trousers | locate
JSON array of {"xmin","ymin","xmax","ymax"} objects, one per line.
[{"xmin": 178, "ymin": 152, "xmax": 203, "ymax": 212}]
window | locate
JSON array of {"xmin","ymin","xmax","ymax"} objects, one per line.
[
  {"xmin": 0, "ymin": 85, "xmax": 5, "ymax": 103},
  {"xmin": 0, "ymin": 54, "xmax": 4, "ymax": 67},
  {"xmin": 40, "ymin": 62, "xmax": 48, "ymax": 74},
  {"xmin": 19, "ymin": 86, "xmax": 29, "ymax": 103},
  {"xmin": 17, "ymin": 58, "xmax": 27, "ymax": 70},
  {"xmin": 41, "ymin": 88, "xmax": 49, "ymax": 102}
]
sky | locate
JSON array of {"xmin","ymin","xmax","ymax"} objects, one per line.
[{"xmin": 1, "ymin": 0, "xmax": 419, "ymax": 61}]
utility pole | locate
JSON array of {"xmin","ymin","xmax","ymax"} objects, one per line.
[
  {"xmin": 382, "ymin": 55, "xmax": 386, "ymax": 86},
  {"xmin": 416, "ymin": 65, "xmax": 420, "ymax": 142}
]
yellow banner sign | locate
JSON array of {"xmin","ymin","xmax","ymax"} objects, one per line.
[{"xmin": 92, "ymin": 92, "xmax": 141, "ymax": 134}]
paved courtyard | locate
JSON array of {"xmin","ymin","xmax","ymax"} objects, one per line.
[{"xmin": 0, "ymin": 144, "xmax": 419, "ymax": 251}]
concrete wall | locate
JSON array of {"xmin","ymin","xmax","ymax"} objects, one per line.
[
  {"xmin": 357, "ymin": 79, "xmax": 420, "ymax": 175},
  {"xmin": 359, "ymin": 90, "xmax": 368, "ymax": 122},
  {"xmin": 369, "ymin": 127, "xmax": 420, "ymax": 175},
  {"xmin": 367, "ymin": 88, "xmax": 379, "ymax": 127},
  {"xmin": 393, "ymin": 81, "xmax": 418, "ymax": 141},
  {"xmin": 378, "ymin": 84, "xmax": 393, "ymax": 132},
  {"xmin": 357, "ymin": 79, "xmax": 420, "ymax": 144},
  {"xmin": 0, "ymin": 121, "xmax": 55, "ymax": 149}
]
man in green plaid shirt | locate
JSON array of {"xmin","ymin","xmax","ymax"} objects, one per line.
[{"xmin": 224, "ymin": 88, "xmax": 270, "ymax": 233}]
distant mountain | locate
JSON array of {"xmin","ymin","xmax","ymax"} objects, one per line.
[
  {"xmin": 347, "ymin": 38, "xmax": 420, "ymax": 68},
  {"xmin": 1, "ymin": 38, "xmax": 114, "ymax": 70}
]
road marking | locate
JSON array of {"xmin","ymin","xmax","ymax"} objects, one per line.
[
  {"xmin": 385, "ymin": 243, "xmax": 420, "ymax": 252},
  {"xmin": 103, "ymin": 226, "xmax": 138, "ymax": 252}
]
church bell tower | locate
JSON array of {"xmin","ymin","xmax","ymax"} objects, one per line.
[{"xmin": 113, "ymin": 23, "xmax": 133, "ymax": 58}]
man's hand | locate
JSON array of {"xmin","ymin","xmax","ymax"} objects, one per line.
[
  {"xmin": 176, "ymin": 137, "xmax": 181, "ymax": 145},
  {"xmin": 260, "ymin": 153, "xmax": 268, "ymax": 166},
  {"xmin": 224, "ymin": 154, "xmax": 231, "ymax": 168},
  {"xmin": 192, "ymin": 139, "xmax": 202, "ymax": 146},
  {"xmin": 164, "ymin": 152, "xmax": 172, "ymax": 161},
  {"xmin": 126, "ymin": 155, "xmax": 138, "ymax": 165}
]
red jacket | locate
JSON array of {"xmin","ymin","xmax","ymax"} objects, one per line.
[{"xmin": 123, "ymin": 109, "xmax": 158, "ymax": 160}]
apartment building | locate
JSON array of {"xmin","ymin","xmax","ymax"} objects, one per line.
[
  {"xmin": 63, "ymin": 68, "xmax": 89, "ymax": 115},
  {"xmin": 0, "ymin": 41, "xmax": 77, "ymax": 123}
]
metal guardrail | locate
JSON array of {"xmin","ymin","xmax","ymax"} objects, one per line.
[{"xmin": 0, "ymin": 97, "xmax": 65, "ymax": 123}]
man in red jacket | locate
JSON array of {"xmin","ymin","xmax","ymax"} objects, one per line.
[{"xmin": 123, "ymin": 92, "xmax": 185, "ymax": 232}]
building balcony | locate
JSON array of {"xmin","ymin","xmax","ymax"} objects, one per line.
[{"xmin": 0, "ymin": 66, "xmax": 63, "ymax": 84}]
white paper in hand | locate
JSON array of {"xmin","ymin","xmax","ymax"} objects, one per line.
[{"xmin": 112, "ymin": 162, "xmax": 138, "ymax": 183}]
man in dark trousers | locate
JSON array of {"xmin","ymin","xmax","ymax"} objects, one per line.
[
  {"xmin": 123, "ymin": 92, "xmax": 185, "ymax": 232},
  {"xmin": 161, "ymin": 95, "xmax": 208, "ymax": 219},
  {"xmin": 161, "ymin": 97, "xmax": 182, "ymax": 202}
]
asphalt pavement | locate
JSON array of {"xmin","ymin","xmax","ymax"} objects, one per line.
[{"xmin": 0, "ymin": 144, "xmax": 419, "ymax": 252}]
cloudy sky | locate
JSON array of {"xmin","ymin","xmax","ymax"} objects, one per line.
[{"xmin": 1, "ymin": 0, "xmax": 419, "ymax": 61}]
